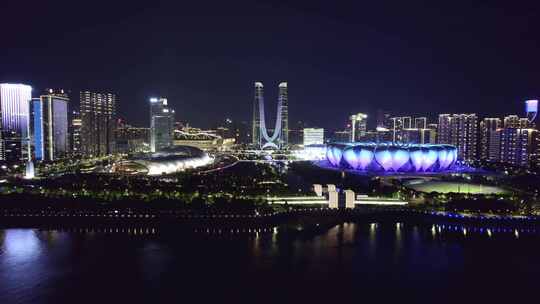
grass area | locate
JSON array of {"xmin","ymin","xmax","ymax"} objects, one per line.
[{"xmin": 406, "ymin": 181, "xmax": 509, "ymax": 194}]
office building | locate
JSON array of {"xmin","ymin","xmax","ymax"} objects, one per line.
[
  {"xmin": 31, "ymin": 89, "xmax": 69, "ymax": 161},
  {"xmin": 150, "ymin": 97, "xmax": 175, "ymax": 152},
  {"xmin": 0, "ymin": 83, "xmax": 32, "ymax": 162},
  {"xmin": 80, "ymin": 91, "xmax": 117, "ymax": 156},
  {"xmin": 303, "ymin": 128, "xmax": 324, "ymax": 146}
]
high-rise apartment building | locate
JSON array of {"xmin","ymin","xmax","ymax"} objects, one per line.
[
  {"xmin": 0, "ymin": 83, "xmax": 32, "ymax": 162},
  {"xmin": 150, "ymin": 97, "xmax": 175, "ymax": 152},
  {"xmin": 479, "ymin": 118, "xmax": 501, "ymax": 161},
  {"xmin": 279, "ymin": 82, "xmax": 288, "ymax": 147},
  {"xmin": 504, "ymin": 115, "xmax": 530, "ymax": 129},
  {"xmin": 80, "ymin": 91, "xmax": 116, "ymax": 156},
  {"xmin": 350, "ymin": 113, "xmax": 368, "ymax": 142},
  {"xmin": 499, "ymin": 128, "xmax": 538, "ymax": 167},
  {"xmin": 437, "ymin": 114, "xmax": 478, "ymax": 161},
  {"xmin": 437, "ymin": 114, "xmax": 451, "ymax": 145},
  {"xmin": 71, "ymin": 111, "xmax": 82, "ymax": 156},
  {"xmin": 31, "ymin": 89, "xmax": 69, "ymax": 161},
  {"xmin": 390, "ymin": 117, "xmax": 404, "ymax": 143}
]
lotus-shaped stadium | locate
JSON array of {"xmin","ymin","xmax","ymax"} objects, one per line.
[{"xmin": 325, "ymin": 143, "xmax": 458, "ymax": 173}]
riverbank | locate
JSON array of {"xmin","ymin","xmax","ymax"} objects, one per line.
[{"xmin": 1, "ymin": 207, "xmax": 539, "ymax": 232}]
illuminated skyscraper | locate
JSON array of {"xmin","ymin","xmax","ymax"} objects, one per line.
[
  {"xmin": 252, "ymin": 82, "xmax": 288, "ymax": 149},
  {"xmin": 0, "ymin": 83, "xmax": 32, "ymax": 162},
  {"xmin": 150, "ymin": 97, "xmax": 175, "ymax": 152},
  {"xmin": 279, "ymin": 82, "xmax": 288, "ymax": 147},
  {"xmin": 479, "ymin": 118, "xmax": 501, "ymax": 161},
  {"xmin": 80, "ymin": 91, "xmax": 116, "ymax": 156},
  {"xmin": 31, "ymin": 89, "xmax": 69, "ymax": 161},
  {"xmin": 499, "ymin": 128, "xmax": 538, "ymax": 167},
  {"xmin": 438, "ymin": 113, "xmax": 478, "ymax": 161},
  {"xmin": 350, "ymin": 113, "xmax": 368, "ymax": 142},
  {"xmin": 252, "ymin": 82, "xmax": 263, "ymax": 146},
  {"xmin": 390, "ymin": 117, "xmax": 404, "ymax": 143},
  {"xmin": 71, "ymin": 111, "xmax": 82, "ymax": 155}
]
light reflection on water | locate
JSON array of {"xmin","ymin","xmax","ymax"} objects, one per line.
[{"xmin": 1, "ymin": 223, "xmax": 540, "ymax": 303}]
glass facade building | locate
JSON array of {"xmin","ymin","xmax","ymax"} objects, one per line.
[
  {"xmin": 150, "ymin": 97, "xmax": 175, "ymax": 152},
  {"xmin": 31, "ymin": 93, "xmax": 69, "ymax": 161},
  {"xmin": 251, "ymin": 82, "xmax": 289, "ymax": 149},
  {"xmin": 0, "ymin": 83, "xmax": 32, "ymax": 162}
]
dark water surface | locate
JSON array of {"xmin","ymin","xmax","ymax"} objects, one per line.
[{"xmin": 1, "ymin": 223, "xmax": 539, "ymax": 303}]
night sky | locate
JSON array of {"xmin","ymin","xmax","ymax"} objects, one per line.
[{"xmin": 1, "ymin": 0, "xmax": 540, "ymax": 130}]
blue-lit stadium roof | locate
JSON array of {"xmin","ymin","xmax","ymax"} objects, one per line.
[{"xmin": 326, "ymin": 142, "xmax": 458, "ymax": 173}]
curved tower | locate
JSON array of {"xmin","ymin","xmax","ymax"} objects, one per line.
[
  {"xmin": 279, "ymin": 82, "xmax": 288, "ymax": 148},
  {"xmin": 251, "ymin": 82, "xmax": 288, "ymax": 149}
]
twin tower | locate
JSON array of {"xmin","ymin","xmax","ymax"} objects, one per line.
[{"xmin": 252, "ymin": 82, "xmax": 288, "ymax": 149}]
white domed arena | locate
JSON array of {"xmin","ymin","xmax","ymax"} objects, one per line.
[{"xmin": 112, "ymin": 146, "xmax": 213, "ymax": 176}]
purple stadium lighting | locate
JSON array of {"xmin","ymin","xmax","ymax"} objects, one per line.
[
  {"xmin": 325, "ymin": 143, "xmax": 458, "ymax": 173},
  {"xmin": 358, "ymin": 148, "xmax": 374, "ymax": 170}
]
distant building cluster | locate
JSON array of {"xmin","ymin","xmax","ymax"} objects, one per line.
[
  {"xmin": 1, "ymin": 80, "xmax": 539, "ymax": 172},
  {"xmin": 326, "ymin": 99, "xmax": 540, "ymax": 168}
]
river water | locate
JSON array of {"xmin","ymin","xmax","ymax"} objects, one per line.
[{"xmin": 1, "ymin": 222, "xmax": 539, "ymax": 303}]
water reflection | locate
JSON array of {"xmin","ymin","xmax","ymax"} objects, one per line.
[
  {"xmin": 2, "ymin": 230, "xmax": 41, "ymax": 262},
  {"xmin": 0, "ymin": 223, "xmax": 540, "ymax": 303}
]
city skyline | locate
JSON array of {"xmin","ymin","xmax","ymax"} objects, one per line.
[
  {"xmin": 3, "ymin": 2, "xmax": 540, "ymax": 302},
  {"xmin": 0, "ymin": 82, "xmax": 536, "ymax": 132}
]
